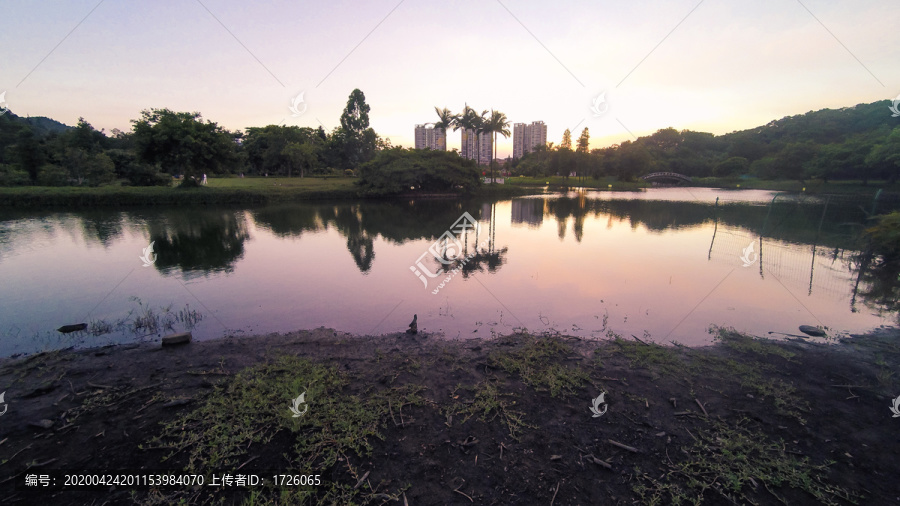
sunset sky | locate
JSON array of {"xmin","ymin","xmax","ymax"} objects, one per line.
[{"xmin": 1, "ymin": 0, "xmax": 897, "ymax": 157}]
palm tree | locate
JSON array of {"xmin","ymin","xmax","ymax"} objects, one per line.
[
  {"xmin": 484, "ymin": 110, "xmax": 510, "ymax": 183},
  {"xmin": 433, "ymin": 107, "xmax": 454, "ymax": 151},
  {"xmin": 453, "ymin": 104, "xmax": 480, "ymax": 163}
]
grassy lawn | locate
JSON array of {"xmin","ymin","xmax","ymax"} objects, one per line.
[
  {"xmin": 1, "ymin": 175, "xmax": 894, "ymax": 207},
  {"xmin": 506, "ymin": 175, "xmax": 898, "ymax": 195},
  {"xmin": 690, "ymin": 177, "xmax": 899, "ymax": 194},
  {"xmin": 505, "ymin": 175, "xmax": 650, "ymax": 190},
  {"xmin": 207, "ymin": 175, "xmax": 356, "ymax": 191},
  {"xmin": 0, "ymin": 176, "xmax": 361, "ymax": 207}
]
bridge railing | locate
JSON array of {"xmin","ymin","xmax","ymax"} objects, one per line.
[{"xmin": 640, "ymin": 172, "xmax": 692, "ymax": 182}]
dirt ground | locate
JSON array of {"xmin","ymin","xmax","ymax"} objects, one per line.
[{"xmin": 0, "ymin": 326, "xmax": 899, "ymax": 505}]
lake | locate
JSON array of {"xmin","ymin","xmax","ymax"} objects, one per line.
[{"xmin": 1, "ymin": 187, "xmax": 897, "ymax": 357}]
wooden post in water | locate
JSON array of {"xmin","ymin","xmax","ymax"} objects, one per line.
[
  {"xmin": 707, "ymin": 197, "xmax": 719, "ymax": 260},
  {"xmin": 809, "ymin": 196, "xmax": 831, "ymax": 295}
]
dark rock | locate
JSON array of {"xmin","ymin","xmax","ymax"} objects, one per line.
[
  {"xmin": 162, "ymin": 332, "xmax": 192, "ymax": 346},
  {"xmin": 799, "ymin": 325, "xmax": 826, "ymax": 337},
  {"xmin": 24, "ymin": 382, "xmax": 57, "ymax": 398},
  {"xmin": 57, "ymin": 323, "xmax": 87, "ymax": 333},
  {"xmin": 29, "ymin": 419, "xmax": 54, "ymax": 430}
]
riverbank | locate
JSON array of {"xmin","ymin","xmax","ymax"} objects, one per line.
[
  {"xmin": 0, "ymin": 177, "xmax": 537, "ymax": 207},
  {"xmin": 1, "ymin": 326, "xmax": 897, "ymax": 505},
  {"xmin": 509, "ymin": 175, "xmax": 899, "ymax": 194},
  {"xmin": 1, "ymin": 177, "xmax": 894, "ymax": 208}
]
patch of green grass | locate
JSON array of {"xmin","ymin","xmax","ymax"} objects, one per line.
[
  {"xmin": 688, "ymin": 352, "xmax": 809, "ymax": 424},
  {"xmin": 0, "ymin": 177, "xmax": 359, "ymax": 207},
  {"xmin": 488, "ymin": 335, "xmax": 589, "ymax": 397},
  {"xmin": 709, "ymin": 326, "xmax": 796, "ymax": 361},
  {"xmin": 612, "ymin": 336, "xmax": 684, "ymax": 375},
  {"xmin": 875, "ymin": 367, "xmax": 895, "ymax": 389},
  {"xmin": 444, "ymin": 381, "xmax": 536, "ymax": 441},
  {"xmin": 146, "ymin": 355, "xmax": 425, "ymax": 505},
  {"xmin": 632, "ymin": 419, "xmax": 858, "ymax": 505}
]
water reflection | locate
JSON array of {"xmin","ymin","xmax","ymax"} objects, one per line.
[
  {"xmin": 148, "ymin": 210, "xmax": 249, "ymax": 275},
  {"xmin": 2, "ymin": 188, "xmax": 900, "ymax": 358},
  {"xmin": 851, "ymin": 249, "xmax": 900, "ymax": 317}
]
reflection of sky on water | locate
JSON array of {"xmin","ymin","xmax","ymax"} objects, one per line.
[{"xmin": 0, "ymin": 190, "xmax": 895, "ymax": 357}]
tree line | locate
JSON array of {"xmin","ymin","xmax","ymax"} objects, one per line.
[
  {"xmin": 511, "ymin": 100, "xmax": 900, "ymax": 183},
  {"xmin": 0, "ymin": 89, "xmax": 387, "ymax": 187},
  {"xmin": 2, "ymin": 95, "xmax": 897, "ymax": 188}
]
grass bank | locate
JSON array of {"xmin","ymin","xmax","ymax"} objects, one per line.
[
  {"xmin": 0, "ymin": 176, "xmax": 542, "ymax": 207},
  {"xmin": 0, "ymin": 177, "xmax": 359, "ymax": 207},
  {"xmin": 1, "ymin": 176, "xmax": 894, "ymax": 208}
]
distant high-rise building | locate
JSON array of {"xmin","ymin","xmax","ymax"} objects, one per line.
[
  {"xmin": 414, "ymin": 124, "xmax": 446, "ymax": 151},
  {"xmin": 512, "ymin": 121, "xmax": 547, "ymax": 159},
  {"xmin": 461, "ymin": 128, "xmax": 491, "ymax": 165},
  {"xmin": 511, "ymin": 198, "xmax": 544, "ymax": 227},
  {"xmin": 479, "ymin": 131, "xmax": 492, "ymax": 166}
]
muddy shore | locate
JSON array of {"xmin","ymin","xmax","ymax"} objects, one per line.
[{"xmin": 1, "ymin": 327, "xmax": 898, "ymax": 505}]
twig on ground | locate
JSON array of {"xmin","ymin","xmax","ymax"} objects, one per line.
[
  {"xmin": 695, "ymin": 398, "xmax": 709, "ymax": 417},
  {"xmin": 388, "ymin": 399, "xmax": 397, "ymax": 426},
  {"xmin": 631, "ymin": 334, "xmax": 649, "ymax": 345},
  {"xmin": 607, "ymin": 439, "xmax": 639, "ymax": 453},
  {"xmin": 236, "ymin": 455, "xmax": 259, "ymax": 471},
  {"xmin": 453, "ymin": 488, "xmax": 474, "ymax": 503},
  {"xmin": 587, "ymin": 455, "xmax": 613, "ymax": 469},
  {"xmin": 550, "ymin": 481, "xmax": 560, "ymax": 505},
  {"xmin": 353, "ymin": 470, "xmax": 370, "ymax": 490},
  {"xmin": 0, "ymin": 443, "xmax": 33, "ymax": 466}
]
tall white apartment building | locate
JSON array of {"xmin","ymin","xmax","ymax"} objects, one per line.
[
  {"xmin": 512, "ymin": 121, "xmax": 547, "ymax": 158},
  {"xmin": 414, "ymin": 124, "xmax": 446, "ymax": 151},
  {"xmin": 461, "ymin": 128, "xmax": 492, "ymax": 165}
]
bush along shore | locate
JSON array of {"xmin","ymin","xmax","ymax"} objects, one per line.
[{"xmin": 1, "ymin": 326, "xmax": 898, "ymax": 505}]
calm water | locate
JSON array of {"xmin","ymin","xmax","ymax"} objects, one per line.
[{"xmin": 1, "ymin": 188, "xmax": 897, "ymax": 357}]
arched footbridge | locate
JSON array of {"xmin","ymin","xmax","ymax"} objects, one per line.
[{"xmin": 640, "ymin": 172, "xmax": 692, "ymax": 184}]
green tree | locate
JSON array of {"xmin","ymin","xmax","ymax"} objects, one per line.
[
  {"xmin": 243, "ymin": 125, "xmax": 322, "ymax": 176},
  {"xmin": 453, "ymin": 104, "xmax": 481, "ymax": 164},
  {"xmin": 356, "ymin": 148, "xmax": 481, "ymax": 195},
  {"xmin": 433, "ymin": 107, "xmax": 454, "ymax": 149},
  {"xmin": 866, "ymin": 127, "xmax": 900, "ymax": 183},
  {"xmin": 62, "ymin": 118, "xmax": 107, "ymax": 154},
  {"xmin": 284, "ymin": 141, "xmax": 318, "ymax": 178},
  {"xmin": 131, "ymin": 109, "xmax": 239, "ymax": 186},
  {"xmin": 336, "ymin": 89, "xmax": 377, "ymax": 169},
  {"xmin": 714, "ymin": 156, "xmax": 749, "ymax": 177},
  {"xmin": 560, "ymin": 129, "xmax": 572, "ymax": 150},
  {"xmin": 773, "ymin": 142, "xmax": 819, "ymax": 182},
  {"xmin": 14, "ymin": 130, "xmax": 46, "ymax": 182},
  {"xmin": 484, "ymin": 109, "xmax": 510, "ymax": 183},
  {"xmin": 576, "ymin": 128, "xmax": 590, "ymax": 153}
]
